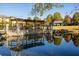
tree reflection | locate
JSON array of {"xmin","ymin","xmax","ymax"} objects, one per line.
[
  {"xmin": 45, "ymin": 34, "xmax": 53, "ymax": 44},
  {"xmin": 53, "ymin": 36, "xmax": 62, "ymax": 46},
  {"xmin": 72, "ymin": 33, "xmax": 79, "ymax": 47},
  {"xmin": 63, "ymin": 33, "xmax": 72, "ymax": 43},
  {"xmin": 0, "ymin": 36, "xmax": 6, "ymax": 46}
]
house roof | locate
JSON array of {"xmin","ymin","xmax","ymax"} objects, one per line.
[{"xmin": 11, "ymin": 18, "xmax": 44, "ymax": 23}]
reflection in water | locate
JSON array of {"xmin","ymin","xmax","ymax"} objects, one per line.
[
  {"xmin": 63, "ymin": 33, "xmax": 72, "ymax": 43},
  {"xmin": 53, "ymin": 36, "xmax": 62, "ymax": 46},
  {"xmin": 45, "ymin": 33, "xmax": 79, "ymax": 47},
  {"xmin": 6, "ymin": 35, "xmax": 45, "ymax": 56},
  {"xmin": 45, "ymin": 34, "xmax": 53, "ymax": 44},
  {"xmin": 0, "ymin": 36, "xmax": 6, "ymax": 46},
  {"xmin": 72, "ymin": 34, "xmax": 79, "ymax": 47},
  {"xmin": 0, "ymin": 33, "xmax": 79, "ymax": 55},
  {"xmin": 45, "ymin": 34, "xmax": 62, "ymax": 45}
]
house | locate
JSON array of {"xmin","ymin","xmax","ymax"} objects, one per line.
[
  {"xmin": 53, "ymin": 20, "xmax": 63, "ymax": 26},
  {"xmin": 0, "ymin": 15, "xmax": 45, "ymax": 36}
]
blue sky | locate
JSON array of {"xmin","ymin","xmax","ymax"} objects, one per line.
[{"xmin": 0, "ymin": 3, "xmax": 79, "ymax": 20}]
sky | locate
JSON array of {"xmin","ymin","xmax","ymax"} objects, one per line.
[{"xmin": 0, "ymin": 3, "xmax": 79, "ymax": 20}]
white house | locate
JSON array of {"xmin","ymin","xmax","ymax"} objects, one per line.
[{"xmin": 53, "ymin": 20, "xmax": 63, "ymax": 26}]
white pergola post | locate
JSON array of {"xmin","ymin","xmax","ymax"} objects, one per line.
[
  {"xmin": 5, "ymin": 19, "xmax": 9, "ymax": 33},
  {"xmin": 6, "ymin": 24, "xmax": 9, "ymax": 32},
  {"xmin": 17, "ymin": 24, "xmax": 20, "ymax": 33}
]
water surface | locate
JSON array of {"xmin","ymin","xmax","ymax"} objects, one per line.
[{"xmin": 0, "ymin": 33, "xmax": 79, "ymax": 56}]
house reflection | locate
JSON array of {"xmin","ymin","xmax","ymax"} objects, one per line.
[{"xmin": 6, "ymin": 35, "xmax": 45, "ymax": 56}]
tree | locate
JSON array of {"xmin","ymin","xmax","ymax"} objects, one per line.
[
  {"xmin": 34, "ymin": 16, "xmax": 40, "ymax": 21},
  {"xmin": 27, "ymin": 17, "xmax": 32, "ymax": 20},
  {"xmin": 63, "ymin": 15, "xmax": 71, "ymax": 25},
  {"xmin": 53, "ymin": 12, "xmax": 62, "ymax": 21},
  {"xmin": 9, "ymin": 20, "xmax": 12, "ymax": 30},
  {"xmin": 33, "ymin": 16, "xmax": 41, "ymax": 27},
  {"xmin": 31, "ymin": 3, "xmax": 63, "ymax": 16},
  {"xmin": 72, "ymin": 12, "xmax": 79, "ymax": 25},
  {"xmin": 26, "ymin": 17, "xmax": 33, "ymax": 29},
  {"xmin": 46, "ymin": 14, "xmax": 53, "ymax": 25}
]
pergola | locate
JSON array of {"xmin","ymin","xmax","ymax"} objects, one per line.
[{"xmin": 10, "ymin": 18, "xmax": 45, "ymax": 31}]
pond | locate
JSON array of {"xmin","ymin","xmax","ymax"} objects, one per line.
[{"xmin": 0, "ymin": 33, "xmax": 79, "ymax": 56}]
